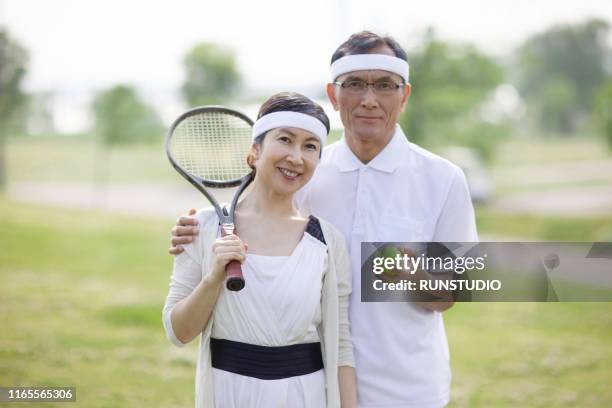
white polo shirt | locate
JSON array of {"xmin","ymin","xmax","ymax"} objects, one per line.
[{"xmin": 295, "ymin": 124, "xmax": 478, "ymax": 408}]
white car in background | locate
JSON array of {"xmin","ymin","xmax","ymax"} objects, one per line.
[{"xmin": 440, "ymin": 146, "xmax": 494, "ymax": 204}]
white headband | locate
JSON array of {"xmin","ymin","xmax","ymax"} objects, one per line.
[
  {"xmin": 331, "ymin": 54, "xmax": 409, "ymax": 83},
  {"xmin": 252, "ymin": 111, "xmax": 328, "ymax": 145}
]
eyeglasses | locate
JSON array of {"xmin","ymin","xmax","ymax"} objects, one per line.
[{"xmin": 333, "ymin": 79, "xmax": 405, "ymax": 94}]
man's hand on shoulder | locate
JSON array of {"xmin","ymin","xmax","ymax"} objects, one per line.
[{"xmin": 169, "ymin": 208, "xmax": 200, "ymax": 255}]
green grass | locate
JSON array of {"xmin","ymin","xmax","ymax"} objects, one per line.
[
  {"xmin": 7, "ymin": 135, "xmax": 178, "ymax": 183},
  {"xmin": 446, "ymin": 303, "xmax": 612, "ymax": 407},
  {"xmin": 1, "ymin": 199, "xmax": 611, "ymax": 407},
  {"xmin": 6, "ymin": 133, "xmax": 345, "ymax": 185},
  {"xmin": 328, "ymin": 128, "xmax": 343, "ymax": 145},
  {"xmin": 0, "ymin": 198, "xmax": 197, "ymax": 407}
]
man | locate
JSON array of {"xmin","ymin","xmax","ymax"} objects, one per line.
[{"xmin": 170, "ymin": 31, "xmax": 477, "ymax": 407}]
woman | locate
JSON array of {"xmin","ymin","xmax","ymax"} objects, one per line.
[{"xmin": 162, "ymin": 92, "xmax": 357, "ymax": 408}]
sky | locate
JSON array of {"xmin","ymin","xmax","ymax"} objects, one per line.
[{"xmin": 2, "ymin": 0, "xmax": 611, "ymax": 131}]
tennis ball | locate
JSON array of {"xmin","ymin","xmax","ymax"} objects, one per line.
[{"xmin": 380, "ymin": 246, "xmax": 402, "ymax": 278}]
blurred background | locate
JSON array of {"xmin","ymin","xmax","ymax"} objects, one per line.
[{"xmin": 1, "ymin": 0, "xmax": 611, "ymax": 407}]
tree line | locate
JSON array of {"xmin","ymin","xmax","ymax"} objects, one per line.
[{"xmin": 1, "ymin": 19, "xmax": 611, "ymax": 187}]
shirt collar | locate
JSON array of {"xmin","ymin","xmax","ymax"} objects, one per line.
[{"xmin": 335, "ymin": 124, "xmax": 410, "ymax": 173}]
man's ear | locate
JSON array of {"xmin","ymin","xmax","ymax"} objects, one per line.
[
  {"xmin": 399, "ymin": 83, "xmax": 412, "ymax": 112},
  {"xmin": 326, "ymin": 83, "xmax": 339, "ymax": 111}
]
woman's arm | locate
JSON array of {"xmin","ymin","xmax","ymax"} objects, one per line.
[
  {"xmin": 170, "ymin": 271, "xmax": 225, "ymax": 345},
  {"xmin": 163, "ymin": 233, "xmax": 247, "ymax": 346},
  {"xmin": 334, "ymin": 229, "xmax": 355, "ymax": 367},
  {"xmin": 333, "ymin": 228, "xmax": 358, "ymax": 407},
  {"xmin": 339, "ymin": 366, "xmax": 358, "ymax": 408}
]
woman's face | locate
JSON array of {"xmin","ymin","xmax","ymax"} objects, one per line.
[{"xmin": 250, "ymin": 127, "xmax": 321, "ymax": 196}]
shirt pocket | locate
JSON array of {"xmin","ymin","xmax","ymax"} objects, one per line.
[{"xmin": 376, "ymin": 215, "xmax": 428, "ymax": 242}]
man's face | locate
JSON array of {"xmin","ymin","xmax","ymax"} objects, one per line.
[{"xmin": 326, "ymin": 46, "xmax": 411, "ymax": 147}]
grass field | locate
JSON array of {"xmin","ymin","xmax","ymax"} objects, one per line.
[
  {"xmin": 475, "ymin": 207, "xmax": 612, "ymax": 241},
  {"xmin": 0, "ymin": 198, "xmax": 195, "ymax": 407},
  {"xmin": 1, "ymin": 198, "xmax": 611, "ymax": 407},
  {"xmin": 7, "ymin": 135, "xmax": 177, "ymax": 184}
]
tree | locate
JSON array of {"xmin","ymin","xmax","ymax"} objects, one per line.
[
  {"xmin": 92, "ymin": 85, "xmax": 162, "ymax": 146},
  {"xmin": 181, "ymin": 42, "xmax": 241, "ymax": 106},
  {"xmin": 595, "ymin": 80, "xmax": 612, "ymax": 149},
  {"xmin": 533, "ymin": 76, "xmax": 575, "ymax": 133},
  {"xmin": 400, "ymin": 29, "xmax": 504, "ymax": 154},
  {"xmin": 0, "ymin": 28, "xmax": 28, "ymax": 188},
  {"xmin": 91, "ymin": 85, "xmax": 163, "ymax": 203},
  {"xmin": 515, "ymin": 19, "xmax": 611, "ymax": 133}
]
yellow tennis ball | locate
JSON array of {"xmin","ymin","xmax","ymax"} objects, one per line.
[{"xmin": 380, "ymin": 246, "xmax": 401, "ymax": 278}]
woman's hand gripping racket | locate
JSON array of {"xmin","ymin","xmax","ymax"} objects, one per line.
[{"xmin": 166, "ymin": 106, "xmax": 254, "ymax": 291}]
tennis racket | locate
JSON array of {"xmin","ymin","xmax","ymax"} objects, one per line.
[{"xmin": 166, "ymin": 106, "xmax": 254, "ymax": 291}]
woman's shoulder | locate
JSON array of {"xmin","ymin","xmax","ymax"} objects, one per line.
[
  {"xmin": 178, "ymin": 207, "xmax": 219, "ymax": 262},
  {"xmin": 304, "ymin": 215, "xmax": 327, "ymax": 245},
  {"xmin": 194, "ymin": 207, "xmax": 219, "ymax": 227},
  {"xmin": 307, "ymin": 215, "xmax": 346, "ymax": 249}
]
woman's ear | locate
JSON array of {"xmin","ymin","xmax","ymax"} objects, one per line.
[{"xmin": 247, "ymin": 143, "xmax": 261, "ymax": 169}]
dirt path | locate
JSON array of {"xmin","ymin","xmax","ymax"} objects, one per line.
[
  {"xmin": 7, "ymin": 181, "xmax": 235, "ymax": 219},
  {"xmin": 490, "ymin": 185, "xmax": 612, "ymax": 216},
  {"xmin": 492, "ymin": 159, "xmax": 612, "ymax": 188},
  {"xmin": 490, "ymin": 160, "xmax": 612, "ymax": 215}
]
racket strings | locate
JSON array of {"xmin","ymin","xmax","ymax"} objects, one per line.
[{"xmin": 170, "ymin": 112, "xmax": 253, "ymax": 182}]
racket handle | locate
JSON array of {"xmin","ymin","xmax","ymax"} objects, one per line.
[
  {"xmin": 220, "ymin": 222, "xmax": 245, "ymax": 291},
  {"xmin": 225, "ymin": 260, "xmax": 245, "ymax": 291}
]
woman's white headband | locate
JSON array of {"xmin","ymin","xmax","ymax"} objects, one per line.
[
  {"xmin": 252, "ymin": 111, "xmax": 328, "ymax": 145},
  {"xmin": 331, "ymin": 54, "xmax": 410, "ymax": 83}
]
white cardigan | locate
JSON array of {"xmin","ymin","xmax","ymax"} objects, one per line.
[{"xmin": 162, "ymin": 208, "xmax": 354, "ymax": 408}]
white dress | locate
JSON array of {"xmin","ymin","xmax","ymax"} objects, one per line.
[{"xmin": 211, "ymin": 229, "xmax": 328, "ymax": 408}]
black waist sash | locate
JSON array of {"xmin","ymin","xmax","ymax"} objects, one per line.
[{"xmin": 210, "ymin": 338, "xmax": 324, "ymax": 380}]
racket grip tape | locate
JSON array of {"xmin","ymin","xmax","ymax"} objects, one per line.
[
  {"xmin": 225, "ymin": 260, "xmax": 245, "ymax": 291},
  {"xmin": 220, "ymin": 222, "xmax": 245, "ymax": 291}
]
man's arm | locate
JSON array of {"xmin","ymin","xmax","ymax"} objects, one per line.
[
  {"xmin": 426, "ymin": 167, "xmax": 478, "ymax": 312},
  {"xmin": 433, "ymin": 167, "xmax": 478, "ymax": 242}
]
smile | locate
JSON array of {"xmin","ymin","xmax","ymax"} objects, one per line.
[{"xmin": 278, "ymin": 167, "xmax": 301, "ymax": 179}]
